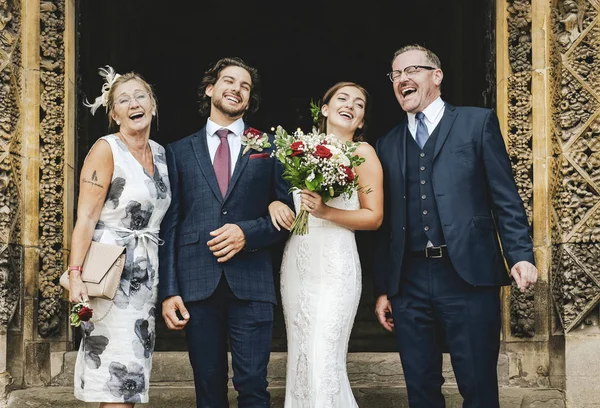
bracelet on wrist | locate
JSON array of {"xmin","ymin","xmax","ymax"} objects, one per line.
[{"xmin": 68, "ymin": 265, "xmax": 82, "ymax": 276}]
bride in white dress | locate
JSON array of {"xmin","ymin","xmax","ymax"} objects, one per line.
[{"xmin": 269, "ymin": 82, "xmax": 384, "ymax": 408}]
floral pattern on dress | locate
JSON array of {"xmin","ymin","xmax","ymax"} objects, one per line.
[
  {"xmin": 74, "ymin": 135, "xmax": 171, "ymax": 404},
  {"xmin": 121, "ymin": 200, "xmax": 153, "ymax": 231},
  {"xmin": 106, "ymin": 361, "xmax": 146, "ymax": 403},
  {"xmin": 81, "ymin": 321, "xmax": 109, "ymax": 371},
  {"xmin": 132, "ymin": 309, "xmax": 155, "ymax": 359},
  {"xmin": 114, "ymin": 256, "xmax": 154, "ymax": 310}
]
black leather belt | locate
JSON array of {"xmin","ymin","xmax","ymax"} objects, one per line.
[{"xmin": 409, "ymin": 245, "xmax": 448, "ymax": 259}]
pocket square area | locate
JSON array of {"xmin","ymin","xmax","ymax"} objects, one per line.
[{"xmin": 249, "ymin": 153, "xmax": 269, "ymax": 159}]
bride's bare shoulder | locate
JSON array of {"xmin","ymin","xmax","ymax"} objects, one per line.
[{"xmin": 354, "ymin": 141, "xmax": 377, "ymax": 158}]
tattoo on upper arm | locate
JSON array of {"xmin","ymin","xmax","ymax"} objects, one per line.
[{"xmin": 83, "ymin": 169, "xmax": 104, "ymax": 188}]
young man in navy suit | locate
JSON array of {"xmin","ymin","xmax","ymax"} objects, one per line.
[
  {"xmin": 158, "ymin": 57, "xmax": 290, "ymax": 408},
  {"xmin": 374, "ymin": 45, "xmax": 538, "ymax": 407}
]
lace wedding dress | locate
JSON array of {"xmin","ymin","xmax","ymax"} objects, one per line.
[{"xmin": 280, "ymin": 189, "xmax": 361, "ymax": 408}]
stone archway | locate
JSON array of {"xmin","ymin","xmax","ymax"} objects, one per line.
[{"xmin": 1, "ymin": 0, "xmax": 600, "ymax": 406}]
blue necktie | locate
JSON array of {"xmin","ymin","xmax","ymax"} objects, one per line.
[{"xmin": 415, "ymin": 112, "xmax": 429, "ymax": 149}]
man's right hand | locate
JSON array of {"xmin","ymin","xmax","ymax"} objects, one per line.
[
  {"xmin": 162, "ymin": 296, "xmax": 190, "ymax": 330},
  {"xmin": 375, "ymin": 294, "xmax": 394, "ymax": 332}
]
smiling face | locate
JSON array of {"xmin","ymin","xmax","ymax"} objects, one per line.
[
  {"xmin": 110, "ymin": 79, "xmax": 155, "ymax": 136},
  {"xmin": 321, "ymin": 85, "xmax": 367, "ymax": 141},
  {"xmin": 391, "ymin": 49, "xmax": 443, "ymax": 114},
  {"xmin": 205, "ymin": 65, "xmax": 252, "ymax": 122}
]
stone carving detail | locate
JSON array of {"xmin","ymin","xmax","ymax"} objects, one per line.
[
  {"xmin": 37, "ymin": 0, "xmax": 65, "ymax": 337},
  {"xmin": 0, "ymin": 0, "xmax": 22, "ymax": 333},
  {"xmin": 553, "ymin": 0, "xmax": 597, "ymax": 50},
  {"xmin": 551, "ymin": 0, "xmax": 600, "ymax": 331},
  {"xmin": 551, "ymin": 245, "xmax": 600, "ymax": 331},
  {"xmin": 507, "ymin": 0, "xmax": 536, "ymax": 337}
]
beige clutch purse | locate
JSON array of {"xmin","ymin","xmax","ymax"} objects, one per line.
[{"xmin": 60, "ymin": 241, "xmax": 126, "ymax": 300}]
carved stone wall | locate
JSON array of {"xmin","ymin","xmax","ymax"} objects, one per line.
[
  {"xmin": 550, "ymin": 0, "xmax": 600, "ymax": 333},
  {"xmin": 37, "ymin": 0, "xmax": 65, "ymax": 338},
  {"xmin": 506, "ymin": 0, "xmax": 536, "ymax": 337},
  {"xmin": 0, "ymin": 0, "xmax": 23, "ymax": 336}
]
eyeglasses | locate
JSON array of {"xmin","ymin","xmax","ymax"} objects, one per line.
[
  {"xmin": 116, "ymin": 91, "xmax": 150, "ymax": 107},
  {"xmin": 387, "ymin": 65, "xmax": 436, "ymax": 82}
]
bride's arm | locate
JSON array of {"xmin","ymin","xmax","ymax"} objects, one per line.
[{"xmin": 303, "ymin": 143, "xmax": 383, "ymax": 231}]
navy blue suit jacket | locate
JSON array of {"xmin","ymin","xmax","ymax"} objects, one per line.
[
  {"xmin": 158, "ymin": 126, "xmax": 291, "ymax": 305},
  {"xmin": 374, "ymin": 104, "xmax": 534, "ymax": 298}
]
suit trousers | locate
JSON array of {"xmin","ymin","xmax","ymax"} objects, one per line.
[
  {"xmin": 184, "ymin": 274, "xmax": 274, "ymax": 408},
  {"xmin": 390, "ymin": 254, "xmax": 501, "ymax": 408}
]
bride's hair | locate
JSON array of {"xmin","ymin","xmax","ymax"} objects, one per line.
[{"xmin": 317, "ymin": 81, "xmax": 371, "ymax": 142}]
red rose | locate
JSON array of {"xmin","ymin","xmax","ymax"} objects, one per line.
[
  {"xmin": 244, "ymin": 127, "xmax": 262, "ymax": 139},
  {"xmin": 343, "ymin": 166, "xmax": 355, "ymax": 182},
  {"xmin": 290, "ymin": 141, "xmax": 305, "ymax": 157},
  {"xmin": 77, "ymin": 306, "xmax": 94, "ymax": 322},
  {"xmin": 313, "ymin": 145, "xmax": 332, "ymax": 159}
]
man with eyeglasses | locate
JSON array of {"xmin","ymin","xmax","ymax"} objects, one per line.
[{"xmin": 373, "ymin": 44, "xmax": 538, "ymax": 407}]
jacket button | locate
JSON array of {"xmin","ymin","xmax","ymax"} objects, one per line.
[
  {"xmin": 222, "ymin": 209, "xmax": 228, "ymax": 215},
  {"xmin": 424, "ymin": 226, "xmax": 430, "ymax": 231}
]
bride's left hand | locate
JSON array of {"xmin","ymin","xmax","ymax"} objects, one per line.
[{"xmin": 301, "ymin": 190, "xmax": 327, "ymax": 219}]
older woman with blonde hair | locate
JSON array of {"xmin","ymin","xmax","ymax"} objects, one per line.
[{"xmin": 68, "ymin": 66, "xmax": 171, "ymax": 407}]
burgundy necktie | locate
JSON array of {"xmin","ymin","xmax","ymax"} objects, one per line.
[{"xmin": 214, "ymin": 128, "xmax": 231, "ymax": 197}]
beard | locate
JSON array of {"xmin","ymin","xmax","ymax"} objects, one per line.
[{"xmin": 212, "ymin": 94, "xmax": 247, "ymax": 118}]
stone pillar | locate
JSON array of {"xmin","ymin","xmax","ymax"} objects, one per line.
[
  {"xmin": 550, "ymin": 0, "xmax": 600, "ymax": 406},
  {"xmin": 0, "ymin": 0, "xmax": 73, "ymax": 395},
  {"xmin": 496, "ymin": 0, "xmax": 557, "ymax": 388},
  {"xmin": 0, "ymin": 0, "xmax": 23, "ymax": 400}
]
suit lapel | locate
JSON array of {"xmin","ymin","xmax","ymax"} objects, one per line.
[
  {"xmin": 433, "ymin": 104, "xmax": 458, "ymax": 160},
  {"xmin": 224, "ymin": 145, "xmax": 249, "ymax": 202},
  {"xmin": 395, "ymin": 122, "xmax": 408, "ymax": 179},
  {"xmin": 191, "ymin": 128, "xmax": 223, "ymax": 202}
]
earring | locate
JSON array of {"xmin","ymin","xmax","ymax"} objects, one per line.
[
  {"xmin": 116, "ymin": 120, "xmax": 120, "ymax": 126},
  {"xmin": 152, "ymin": 111, "xmax": 156, "ymax": 116}
]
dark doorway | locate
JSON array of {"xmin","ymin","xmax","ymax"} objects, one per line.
[{"xmin": 76, "ymin": 0, "xmax": 495, "ymax": 351}]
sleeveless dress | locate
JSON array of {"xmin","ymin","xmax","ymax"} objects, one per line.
[
  {"xmin": 74, "ymin": 134, "xmax": 171, "ymax": 403},
  {"xmin": 280, "ymin": 189, "xmax": 362, "ymax": 408}
]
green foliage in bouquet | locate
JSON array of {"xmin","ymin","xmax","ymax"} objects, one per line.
[{"xmin": 272, "ymin": 125, "xmax": 367, "ymax": 234}]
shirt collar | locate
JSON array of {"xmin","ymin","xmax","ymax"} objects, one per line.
[
  {"xmin": 407, "ymin": 96, "xmax": 445, "ymax": 127},
  {"xmin": 206, "ymin": 118, "xmax": 245, "ymax": 137}
]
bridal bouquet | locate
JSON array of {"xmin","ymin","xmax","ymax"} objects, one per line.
[{"xmin": 272, "ymin": 125, "xmax": 366, "ymax": 235}]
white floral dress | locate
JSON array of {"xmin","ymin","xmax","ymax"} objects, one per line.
[
  {"xmin": 280, "ymin": 189, "xmax": 361, "ymax": 408},
  {"xmin": 74, "ymin": 134, "xmax": 171, "ymax": 403}
]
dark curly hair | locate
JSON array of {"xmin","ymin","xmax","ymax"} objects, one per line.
[{"xmin": 197, "ymin": 57, "xmax": 261, "ymax": 119}]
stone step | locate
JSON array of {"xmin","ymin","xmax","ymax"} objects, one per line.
[
  {"xmin": 51, "ymin": 351, "xmax": 511, "ymax": 387},
  {"xmin": 5, "ymin": 385, "xmax": 565, "ymax": 407}
]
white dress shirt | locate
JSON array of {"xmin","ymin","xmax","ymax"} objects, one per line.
[
  {"xmin": 407, "ymin": 96, "xmax": 445, "ymax": 141},
  {"xmin": 206, "ymin": 118, "xmax": 244, "ymax": 176}
]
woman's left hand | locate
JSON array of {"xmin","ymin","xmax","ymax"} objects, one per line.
[{"xmin": 301, "ymin": 190, "xmax": 327, "ymax": 219}]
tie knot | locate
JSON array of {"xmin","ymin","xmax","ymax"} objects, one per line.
[
  {"xmin": 416, "ymin": 112, "xmax": 425, "ymax": 121},
  {"xmin": 216, "ymin": 128, "xmax": 229, "ymax": 140}
]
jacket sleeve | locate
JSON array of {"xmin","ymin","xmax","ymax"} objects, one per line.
[
  {"xmin": 481, "ymin": 110, "xmax": 535, "ymax": 268},
  {"xmin": 238, "ymin": 138, "xmax": 290, "ymax": 251},
  {"xmin": 158, "ymin": 144, "xmax": 181, "ymax": 303},
  {"xmin": 372, "ymin": 137, "xmax": 390, "ymax": 297}
]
